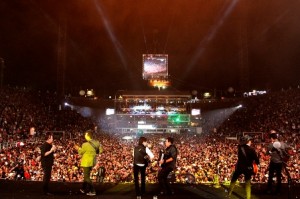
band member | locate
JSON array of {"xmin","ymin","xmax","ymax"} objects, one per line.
[
  {"xmin": 228, "ymin": 135, "xmax": 259, "ymax": 199},
  {"xmin": 158, "ymin": 137, "xmax": 177, "ymax": 195},
  {"xmin": 74, "ymin": 130, "xmax": 102, "ymax": 196},
  {"xmin": 133, "ymin": 137, "xmax": 154, "ymax": 198},
  {"xmin": 266, "ymin": 130, "xmax": 290, "ymax": 195},
  {"xmin": 40, "ymin": 132, "xmax": 56, "ymax": 195}
]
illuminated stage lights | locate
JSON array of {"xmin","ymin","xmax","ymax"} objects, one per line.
[
  {"xmin": 148, "ymin": 79, "xmax": 170, "ymax": 89},
  {"xmin": 168, "ymin": 114, "xmax": 190, "ymax": 124}
]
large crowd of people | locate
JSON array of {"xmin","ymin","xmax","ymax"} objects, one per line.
[{"xmin": 0, "ymin": 86, "xmax": 299, "ymax": 185}]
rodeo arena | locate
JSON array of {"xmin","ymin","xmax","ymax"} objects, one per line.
[{"xmin": 0, "ymin": 53, "xmax": 299, "ymax": 199}]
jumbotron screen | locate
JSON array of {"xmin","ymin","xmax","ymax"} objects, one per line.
[{"xmin": 143, "ymin": 54, "xmax": 168, "ymax": 80}]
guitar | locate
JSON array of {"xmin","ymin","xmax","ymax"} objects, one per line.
[
  {"xmin": 252, "ymin": 162, "xmax": 258, "ymax": 174},
  {"xmin": 73, "ymin": 144, "xmax": 81, "ymax": 151},
  {"xmin": 158, "ymin": 149, "xmax": 165, "ymax": 167},
  {"xmin": 272, "ymin": 146, "xmax": 291, "ymax": 164}
]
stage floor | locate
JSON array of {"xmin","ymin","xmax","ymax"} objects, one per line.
[{"xmin": 0, "ymin": 180, "xmax": 299, "ymax": 199}]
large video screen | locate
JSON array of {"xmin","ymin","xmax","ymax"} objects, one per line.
[{"xmin": 143, "ymin": 54, "xmax": 168, "ymax": 79}]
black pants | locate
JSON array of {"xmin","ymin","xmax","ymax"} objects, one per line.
[
  {"xmin": 82, "ymin": 167, "xmax": 95, "ymax": 193},
  {"xmin": 231, "ymin": 167, "xmax": 252, "ymax": 182},
  {"xmin": 267, "ymin": 162, "xmax": 283, "ymax": 192},
  {"xmin": 158, "ymin": 167, "xmax": 173, "ymax": 194},
  {"xmin": 229, "ymin": 167, "xmax": 252, "ymax": 199},
  {"xmin": 42, "ymin": 165, "xmax": 52, "ymax": 194},
  {"xmin": 133, "ymin": 164, "xmax": 146, "ymax": 196}
]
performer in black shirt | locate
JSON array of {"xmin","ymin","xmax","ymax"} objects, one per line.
[
  {"xmin": 40, "ymin": 132, "xmax": 56, "ymax": 195},
  {"xmin": 228, "ymin": 135, "xmax": 259, "ymax": 199},
  {"xmin": 158, "ymin": 137, "xmax": 177, "ymax": 195},
  {"xmin": 266, "ymin": 130, "xmax": 290, "ymax": 195},
  {"xmin": 133, "ymin": 137, "xmax": 154, "ymax": 198}
]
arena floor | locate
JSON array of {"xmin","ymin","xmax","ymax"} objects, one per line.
[{"xmin": 0, "ymin": 180, "xmax": 299, "ymax": 199}]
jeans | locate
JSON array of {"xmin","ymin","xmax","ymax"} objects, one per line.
[
  {"xmin": 158, "ymin": 167, "xmax": 173, "ymax": 194},
  {"xmin": 133, "ymin": 164, "xmax": 146, "ymax": 196},
  {"xmin": 267, "ymin": 162, "xmax": 283, "ymax": 193},
  {"xmin": 82, "ymin": 167, "xmax": 95, "ymax": 193}
]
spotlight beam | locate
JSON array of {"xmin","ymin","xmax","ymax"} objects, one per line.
[
  {"xmin": 184, "ymin": 0, "xmax": 239, "ymax": 78},
  {"xmin": 94, "ymin": 0, "xmax": 127, "ymax": 68}
]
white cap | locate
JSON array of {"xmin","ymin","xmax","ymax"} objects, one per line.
[{"xmin": 273, "ymin": 141, "xmax": 281, "ymax": 149}]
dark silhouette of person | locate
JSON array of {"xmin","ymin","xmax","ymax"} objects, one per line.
[
  {"xmin": 228, "ymin": 135, "xmax": 259, "ymax": 199},
  {"xmin": 158, "ymin": 137, "xmax": 177, "ymax": 195},
  {"xmin": 133, "ymin": 136, "xmax": 154, "ymax": 198},
  {"xmin": 266, "ymin": 131, "xmax": 290, "ymax": 195},
  {"xmin": 40, "ymin": 132, "xmax": 56, "ymax": 195}
]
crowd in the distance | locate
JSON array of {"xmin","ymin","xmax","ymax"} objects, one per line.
[{"xmin": 0, "ymin": 86, "xmax": 299, "ymax": 184}]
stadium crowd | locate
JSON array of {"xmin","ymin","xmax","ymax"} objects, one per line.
[{"xmin": 0, "ymin": 86, "xmax": 299, "ymax": 185}]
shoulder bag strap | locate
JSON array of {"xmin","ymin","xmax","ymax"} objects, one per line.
[
  {"xmin": 241, "ymin": 146, "xmax": 251, "ymax": 164},
  {"xmin": 88, "ymin": 141, "xmax": 98, "ymax": 152},
  {"xmin": 241, "ymin": 146, "xmax": 247, "ymax": 159}
]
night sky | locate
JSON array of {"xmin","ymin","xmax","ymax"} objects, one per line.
[{"xmin": 0, "ymin": 0, "xmax": 300, "ymax": 95}]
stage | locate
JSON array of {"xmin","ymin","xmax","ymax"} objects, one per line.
[{"xmin": 0, "ymin": 180, "xmax": 299, "ymax": 199}]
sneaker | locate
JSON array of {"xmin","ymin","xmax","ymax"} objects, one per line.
[
  {"xmin": 44, "ymin": 192, "xmax": 54, "ymax": 196},
  {"xmin": 79, "ymin": 189, "xmax": 85, "ymax": 194},
  {"xmin": 159, "ymin": 191, "xmax": 165, "ymax": 195},
  {"xmin": 86, "ymin": 192, "xmax": 96, "ymax": 196}
]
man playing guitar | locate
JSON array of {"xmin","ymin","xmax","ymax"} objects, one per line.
[
  {"xmin": 157, "ymin": 137, "xmax": 178, "ymax": 195},
  {"xmin": 266, "ymin": 130, "xmax": 291, "ymax": 195}
]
